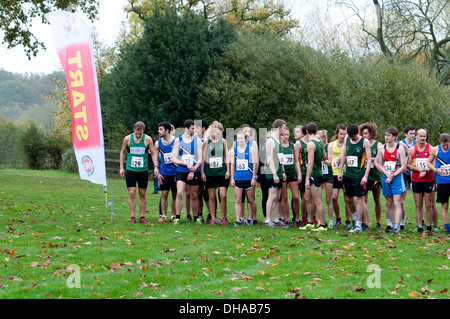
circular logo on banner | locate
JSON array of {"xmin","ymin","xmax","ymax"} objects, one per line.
[{"xmin": 81, "ymin": 155, "xmax": 94, "ymax": 176}]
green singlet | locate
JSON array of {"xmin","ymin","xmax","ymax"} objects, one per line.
[{"xmin": 204, "ymin": 137, "xmax": 227, "ymax": 177}]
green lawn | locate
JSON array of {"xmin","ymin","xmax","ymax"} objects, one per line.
[{"xmin": 0, "ymin": 169, "xmax": 449, "ymax": 300}]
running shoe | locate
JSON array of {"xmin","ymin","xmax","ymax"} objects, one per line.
[
  {"xmin": 272, "ymin": 221, "xmax": 289, "ymax": 228},
  {"xmin": 312, "ymin": 225, "xmax": 328, "ymax": 232},
  {"xmin": 432, "ymin": 226, "xmax": 438, "ymax": 232},
  {"xmin": 384, "ymin": 226, "xmax": 392, "ymax": 233},
  {"xmin": 391, "ymin": 228, "xmax": 399, "ymax": 234},
  {"xmin": 299, "ymin": 223, "xmax": 315, "ymax": 230},
  {"xmin": 376, "ymin": 223, "xmax": 381, "ymax": 228},
  {"xmin": 206, "ymin": 214, "xmax": 211, "ymax": 223},
  {"xmin": 197, "ymin": 215, "xmax": 204, "ymax": 223},
  {"xmin": 130, "ymin": 217, "xmax": 136, "ymax": 223},
  {"xmin": 313, "ymin": 218, "xmax": 318, "ymax": 226},
  {"xmin": 173, "ymin": 219, "xmax": 180, "ymax": 225},
  {"xmin": 220, "ymin": 217, "xmax": 228, "ymax": 225},
  {"xmin": 234, "ymin": 220, "xmax": 243, "ymax": 226},
  {"xmin": 344, "ymin": 221, "xmax": 351, "ymax": 229},
  {"xmin": 186, "ymin": 215, "xmax": 193, "ymax": 222},
  {"xmin": 349, "ymin": 226, "xmax": 362, "ymax": 233},
  {"xmin": 210, "ymin": 219, "xmax": 217, "ymax": 226},
  {"xmin": 334, "ymin": 220, "xmax": 341, "ymax": 227},
  {"xmin": 139, "ymin": 217, "xmax": 149, "ymax": 224},
  {"xmin": 195, "ymin": 218, "xmax": 203, "ymax": 225},
  {"xmin": 158, "ymin": 216, "xmax": 167, "ymax": 223},
  {"xmin": 252, "ymin": 219, "xmax": 258, "ymax": 225}
]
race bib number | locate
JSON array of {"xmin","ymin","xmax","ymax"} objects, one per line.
[
  {"xmin": 441, "ymin": 164, "xmax": 450, "ymax": 175},
  {"xmin": 236, "ymin": 159, "xmax": 248, "ymax": 170},
  {"xmin": 383, "ymin": 161, "xmax": 396, "ymax": 172},
  {"xmin": 283, "ymin": 154, "xmax": 294, "ymax": 165},
  {"xmin": 321, "ymin": 162, "xmax": 329, "ymax": 175},
  {"xmin": 332, "ymin": 158, "xmax": 340, "ymax": 169},
  {"xmin": 131, "ymin": 156, "xmax": 144, "ymax": 168},
  {"xmin": 346, "ymin": 156, "xmax": 358, "ymax": 168},
  {"xmin": 415, "ymin": 158, "xmax": 428, "ymax": 170},
  {"xmin": 181, "ymin": 154, "xmax": 195, "ymax": 166},
  {"xmin": 209, "ymin": 157, "xmax": 223, "ymax": 169},
  {"xmin": 164, "ymin": 153, "xmax": 172, "ymax": 164}
]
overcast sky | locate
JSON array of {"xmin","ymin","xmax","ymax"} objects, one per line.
[{"xmin": 0, "ymin": 0, "xmax": 364, "ymax": 75}]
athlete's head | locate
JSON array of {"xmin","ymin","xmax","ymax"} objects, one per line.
[
  {"xmin": 332, "ymin": 124, "xmax": 347, "ymax": 142},
  {"xmin": 184, "ymin": 119, "xmax": 195, "ymax": 136},
  {"xmin": 439, "ymin": 133, "xmax": 450, "ymax": 152},
  {"xmin": 158, "ymin": 121, "xmax": 172, "ymax": 137},
  {"xmin": 347, "ymin": 124, "xmax": 359, "ymax": 139},
  {"xmin": 281, "ymin": 128, "xmax": 290, "ymax": 143},
  {"xmin": 317, "ymin": 130, "xmax": 328, "ymax": 145},
  {"xmin": 384, "ymin": 127, "xmax": 398, "ymax": 143},
  {"xmin": 403, "ymin": 125, "xmax": 416, "ymax": 141},
  {"xmin": 416, "ymin": 129, "xmax": 427, "ymax": 144},
  {"xmin": 306, "ymin": 123, "xmax": 318, "ymax": 135},
  {"xmin": 294, "ymin": 125, "xmax": 303, "ymax": 140},
  {"xmin": 236, "ymin": 130, "xmax": 246, "ymax": 147},
  {"xmin": 133, "ymin": 121, "xmax": 146, "ymax": 138},
  {"xmin": 359, "ymin": 122, "xmax": 377, "ymax": 140},
  {"xmin": 273, "ymin": 119, "xmax": 287, "ymax": 133}
]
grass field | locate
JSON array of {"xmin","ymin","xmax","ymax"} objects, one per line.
[{"xmin": 1, "ymin": 169, "xmax": 449, "ymax": 301}]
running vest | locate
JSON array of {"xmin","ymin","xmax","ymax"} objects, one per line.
[
  {"xmin": 298, "ymin": 139, "xmax": 308, "ymax": 176},
  {"xmin": 344, "ymin": 137, "xmax": 367, "ymax": 179},
  {"xmin": 411, "ymin": 143, "xmax": 434, "ymax": 182},
  {"xmin": 331, "ymin": 141, "xmax": 344, "ymax": 176},
  {"xmin": 266, "ymin": 137, "xmax": 282, "ymax": 180},
  {"xmin": 204, "ymin": 137, "xmax": 227, "ymax": 177},
  {"xmin": 435, "ymin": 145, "xmax": 450, "ymax": 184},
  {"xmin": 382, "ymin": 143, "xmax": 401, "ymax": 174},
  {"xmin": 310, "ymin": 139, "xmax": 324, "ymax": 178},
  {"xmin": 368, "ymin": 141, "xmax": 382, "ymax": 182},
  {"xmin": 158, "ymin": 137, "xmax": 177, "ymax": 176},
  {"xmin": 322, "ymin": 143, "xmax": 333, "ymax": 180},
  {"xmin": 177, "ymin": 135, "xmax": 201, "ymax": 173},
  {"xmin": 279, "ymin": 142, "xmax": 296, "ymax": 177},
  {"xmin": 126, "ymin": 133, "xmax": 148, "ymax": 172},
  {"xmin": 401, "ymin": 138, "xmax": 416, "ymax": 176},
  {"xmin": 234, "ymin": 143, "xmax": 253, "ymax": 181}
]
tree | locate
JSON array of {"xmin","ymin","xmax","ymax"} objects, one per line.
[
  {"xmin": 0, "ymin": 0, "xmax": 99, "ymax": 58},
  {"xmin": 125, "ymin": 0, "xmax": 298, "ymax": 37},
  {"xmin": 99, "ymin": 5, "xmax": 236, "ymax": 146},
  {"xmin": 338, "ymin": 0, "xmax": 450, "ymax": 85}
]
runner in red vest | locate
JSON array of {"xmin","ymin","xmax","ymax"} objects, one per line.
[{"xmin": 407, "ymin": 129, "xmax": 435, "ymax": 233}]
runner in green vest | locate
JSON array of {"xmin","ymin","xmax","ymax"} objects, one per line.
[
  {"xmin": 301, "ymin": 123, "xmax": 327, "ymax": 231},
  {"xmin": 120, "ymin": 121, "xmax": 158, "ymax": 224},
  {"xmin": 338, "ymin": 124, "xmax": 372, "ymax": 233},
  {"xmin": 280, "ymin": 127, "xmax": 301, "ymax": 225},
  {"xmin": 359, "ymin": 122, "xmax": 383, "ymax": 229},
  {"xmin": 265, "ymin": 119, "xmax": 288, "ymax": 227}
]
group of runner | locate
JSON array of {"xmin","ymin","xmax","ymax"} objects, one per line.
[{"xmin": 119, "ymin": 119, "xmax": 450, "ymax": 235}]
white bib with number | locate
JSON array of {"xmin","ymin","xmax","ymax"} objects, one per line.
[
  {"xmin": 441, "ymin": 164, "xmax": 450, "ymax": 175},
  {"xmin": 415, "ymin": 158, "xmax": 428, "ymax": 170},
  {"xmin": 181, "ymin": 154, "xmax": 195, "ymax": 166},
  {"xmin": 383, "ymin": 161, "xmax": 396, "ymax": 172},
  {"xmin": 209, "ymin": 157, "xmax": 223, "ymax": 168},
  {"xmin": 164, "ymin": 153, "xmax": 172, "ymax": 164},
  {"xmin": 283, "ymin": 154, "xmax": 294, "ymax": 165},
  {"xmin": 321, "ymin": 161, "xmax": 329, "ymax": 175},
  {"xmin": 236, "ymin": 159, "xmax": 248, "ymax": 170},
  {"xmin": 346, "ymin": 156, "xmax": 358, "ymax": 168},
  {"xmin": 332, "ymin": 158, "xmax": 340, "ymax": 169},
  {"xmin": 131, "ymin": 156, "xmax": 144, "ymax": 168}
]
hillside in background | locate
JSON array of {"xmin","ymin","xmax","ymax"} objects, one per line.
[{"xmin": 0, "ymin": 69, "xmax": 64, "ymax": 130}]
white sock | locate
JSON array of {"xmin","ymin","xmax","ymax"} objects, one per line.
[
  {"xmin": 387, "ymin": 219, "xmax": 392, "ymax": 227},
  {"xmin": 400, "ymin": 219, "xmax": 405, "ymax": 226},
  {"xmin": 352, "ymin": 213, "xmax": 357, "ymax": 221}
]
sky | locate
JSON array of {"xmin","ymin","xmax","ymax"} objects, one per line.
[
  {"xmin": 0, "ymin": 0, "xmax": 129, "ymax": 75},
  {"xmin": 0, "ymin": 0, "xmax": 364, "ymax": 75}
]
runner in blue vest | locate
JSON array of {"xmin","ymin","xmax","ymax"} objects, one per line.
[
  {"xmin": 119, "ymin": 121, "xmax": 157, "ymax": 224},
  {"xmin": 171, "ymin": 119, "xmax": 203, "ymax": 224},
  {"xmin": 154, "ymin": 122, "xmax": 177, "ymax": 223},
  {"xmin": 427, "ymin": 133, "xmax": 450, "ymax": 235}
]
